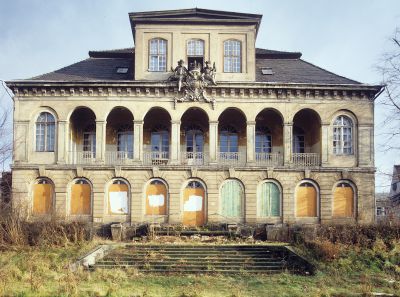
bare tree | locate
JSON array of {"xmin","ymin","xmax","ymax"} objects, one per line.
[
  {"xmin": 376, "ymin": 27, "xmax": 400, "ymax": 150},
  {"xmin": 0, "ymin": 81, "xmax": 13, "ymax": 171}
]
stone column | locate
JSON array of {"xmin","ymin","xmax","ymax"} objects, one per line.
[
  {"xmin": 95, "ymin": 120, "xmax": 106, "ymax": 163},
  {"xmin": 57, "ymin": 120, "xmax": 67, "ymax": 164},
  {"xmin": 246, "ymin": 121, "xmax": 256, "ymax": 164},
  {"xmin": 209, "ymin": 121, "xmax": 219, "ymax": 164},
  {"xmin": 283, "ymin": 122, "xmax": 293, "ymax": 166},
  {"xmin": 170, "ymin": 120, "xmax": 181, "ymax": 164},
  {"xmin": 321, "ymin": 123, "xmax": 330, "ymax": 166},
  {"xmin": 133, "ymin": 120, "xmax": 143, "ymax": 162}
]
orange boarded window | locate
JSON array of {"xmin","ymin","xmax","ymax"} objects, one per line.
[
  {"xmin": 108, "ymin": 180, "xmax": 129, "ymax": 215},
  {"xmin": 296, "ymin": 182, "xmax": 317, "ymax": 217},
  {"xmin": 33, "ymin": 179, "xmax": 53, "ymax": 215},
  {"xmin": 71, "ymin": 179, "xmax": 91, "ymax": 215},
  {"xmin": 333, "ymin": 183, "xmax": 354, "ymax": 217},
  {"xmin": 146, "ymin": 180, "xmax": 167, "ymax": 215},
  {"xmin": 183, "ymin": 181, "xmax": 205, "ymax": 227}
]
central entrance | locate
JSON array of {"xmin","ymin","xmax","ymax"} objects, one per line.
[{"xmin": 183, "ymin": 181, "xmax": 206, "ymax": 226}]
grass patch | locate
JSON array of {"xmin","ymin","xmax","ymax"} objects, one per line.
[{"xmin": 0, "ymin": 239, "xmax": 399, "ymax": 297}]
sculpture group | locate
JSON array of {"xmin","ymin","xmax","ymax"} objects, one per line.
[{"xmin": 169, "ymin": 59, "xmax": 217, "ymax": 108}]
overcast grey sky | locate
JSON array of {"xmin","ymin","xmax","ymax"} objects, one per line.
[{"xmin": 0, "ymin": 0, "xmax": 399, "ymax": 191}]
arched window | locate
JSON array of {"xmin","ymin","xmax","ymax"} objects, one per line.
[
  {"xmin": 333, "ymin": 182, "xmax": 354, "ymax": 217},
  {"xmin": 333, "ymin": 116, "xmax": 353, "ymax": 155},
  {"xmin": 221, "ymin": 179, "xmax": 243, "ymax": 218},
  {"xmin": 223, "ymin": 40, "xmax": 241, "ymax": 73},
  {"xmin": 257, "ymin": 181, "xmax": 281, "ymax": 217},
  {"xmin": 146, "ymin": 179, "xmax": 167, "ymax": 215},
  {"xmin": 36, "ymin": 112, "xmax": 55, "ymax": 152},
  {"xmin": 108, "ymin": 179, "xmax": 129, "ymax": 215},
  {"xmin": 255, "ymin": 127, "xmax": 272, "ymax": 153},
  {"xmin": 149, "ymin": 38, "xmax": 167, "ymax": 72},
  {"xmin": 220, "ymin": 126, "xmax": 238, "ymax": 153},
  {"xmin": 70, "ymin": 179, "xmax": 91, "ymax": 215},
  {"xmin": 296, "ymin": 181, "xmax": 318, "ymax": 217},
  {"xmin": 183, "ymin": 180, "xmax": 206, "ymax": 226},
  {"xmin": 32, "ymin": 178, "xmax": 53, "ymax": 215}
]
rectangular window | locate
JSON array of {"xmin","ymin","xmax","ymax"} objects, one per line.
[
  {"xmin": 224, "ymin": 40, "xmax": 241, "ymax": 73},
  {"xmin": 149, "ymin": 39, "xmax": 167, "ymax": 72}
]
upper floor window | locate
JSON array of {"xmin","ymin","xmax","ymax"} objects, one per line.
[
  {"xmin": 293, "ymin": 126, "xmax": 305, "ymax": 154},
  {"xmin": 149, "ymin": 38, "xmax": 167, "ymax": 72},
  {"xmin": 187, "ymin": 39, "xmax": 204, "ymax": 69},
  {"xmin": 224, "ymin": 40, "xmax": 241, "ymax": 73},
  {"xmin": 333, "ymin": 116, "xmax": 353, "ymax": 155},
  {"xmin": 36, "ymin": 112, "xmax": 55, "ymax": 152},
  {"xmin": 255, "ymin": 127, "xmax": 272, "ymax": 153},
  {"xmin": 220, "ymin": 126, "xmax": 238, "ymax": 153}
]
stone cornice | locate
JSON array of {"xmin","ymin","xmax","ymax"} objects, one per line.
[{"xmin": 7, "ymin": 81, "xmax": 383, "ymax": 101}]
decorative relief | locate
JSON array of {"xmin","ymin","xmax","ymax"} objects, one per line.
[{"xmin": 168, "ymin": 59, "xmax": 217, "ymax": 109}]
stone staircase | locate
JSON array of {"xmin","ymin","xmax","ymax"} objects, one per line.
[{"xmin": 91, "ymin": 244, "xmax": 313, "ymax": 274}]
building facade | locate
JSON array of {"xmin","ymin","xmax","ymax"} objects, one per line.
[{"xmin": 7, "ymin": 9, "xmax": 383, "ymax": 226}]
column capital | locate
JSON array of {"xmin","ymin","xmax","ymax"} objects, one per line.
[
  {"xmin": 57, "ymin": 120, "xmax": 67, "ymax": 124},
  {"xmin": 209, "ymin": 120, "xmax": 219, "ymax": 125},
  {"xmin": 171, "ymin": 120, "xmax": 181, "ymax": 125},
  {"xmin": 95, "ymin": 120, "xmax": 106, "ymax": 124},
  {"xmin": 133, "ymin": 120, "xmax": 144, "ymax": 125},
  {"xmin": 321, "ymin": 122, "xmax": 330, "ymax": 126},
  {"xmin": 283, "ymin": 122, "xmax": 293, "ymax": 126},
  {"xmin": 246, "ymin": 121, "xmax": 256, "ymax": 125}
]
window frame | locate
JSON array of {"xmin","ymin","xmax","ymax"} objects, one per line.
[
  {"xmin": 333, "ymin": 115, "xmax": 354, "ymax": 155},
  {"xmin": 106, "ymin": 179, "xmax": 130, "ymax": 216},
  {"xmin": 148, "ymin": 38, "xmax": 167, "ymax": 72},
  {"xmin": 223, "ymin": 39, "xmax": 242, "ymax": 73},
  {"xmin": 255, "ymin": 127, "xmax": 272, "ymax": 153},
  {"xmin": 35, "ymin": 112, "xmax": 56, "ymax": 152}
]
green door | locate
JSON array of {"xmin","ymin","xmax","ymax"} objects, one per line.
[{"xmin": 258, "ymin": 182, "xmax": 280, "ymax": 217}]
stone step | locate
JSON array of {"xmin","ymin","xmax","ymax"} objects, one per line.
[
  {"xmin": 93, "ymin": 264, "xmax": 285, "ymax": 270},
  {"xmin": 96, "ymin": 260, "xmax": 284, "ymax": 266},
  {"xmin": 99, "ymin": 256, "xmax": 279, "ymax": 262}
]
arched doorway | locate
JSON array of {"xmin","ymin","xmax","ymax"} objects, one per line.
[
  {"xmin": 183, "ymin": 180, "xmax": 206, "ymax": 226},
  {"xmin": 333, "ymin": 181, "xmax": 355, "ymax": 217},
  {"xmin": 145, "ymin": 179, "xmax": 168, "ymax": 216},
  {"xmin": 32, "ymin": 178, "xmax": 54, "ymax": 215},
  {"xmin": 70, "ymin": 178, "xmax": 92, "ymax": 216}
]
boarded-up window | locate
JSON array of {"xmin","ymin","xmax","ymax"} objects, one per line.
[
  {"xmin": 183, "ymin": 181, "xmax": 205, "ymax": 226},
  {"xmin": 333, "ymin": 183, "xmax": 354, "ymax": 217},
  {"xmin": 108, "ymin": 180, "xmax": 129, "ymax": 215},
  {"xmin": 296, "ymin": 182, "xmax": 317, "ymax": 217},
  {"xmin": 33, "ymin": 179, "xmax": 53, "ymax": 215},
  {"xmin": 71, "ymin": 179, "xmax": 91, "ymax": 215},
  {"xmin": 221, "ymin": 180, "xmax": 243, "ymax": 218},
  {"xmin": 257, "ymin": 182, "xmax": 280, "ymax": 217},
  {"xmin": 146, "ymin": 180, "xmax": 167, "ymax": 215}
]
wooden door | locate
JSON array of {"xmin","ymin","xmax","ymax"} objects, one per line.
[
  {"xmin": 71, "ymin": 184, "xmax": 91, "ymax": 215},
  {"xmin": 296, "ymin": 184, "xmax": 317, "ymax": 217},
  {"xmin": 33, "ymin": 184, "xmax": 52, "ymax": 215},
  {"xmin": 183, "ymin": 187, "xmax": 205, "ymax": 226}
]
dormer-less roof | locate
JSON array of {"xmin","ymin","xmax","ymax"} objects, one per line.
[{"xmin": 129, "ymin": 8, "xmax": 263, "ymax": 38}]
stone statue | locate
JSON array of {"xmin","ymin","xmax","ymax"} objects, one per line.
[
  {"xmin": 202, "ymin": 61, "xmax": 217, "ymax": 85},
  {"xmin": 169, "ymin": 59, "xmax": 188, "ymax": 91}
]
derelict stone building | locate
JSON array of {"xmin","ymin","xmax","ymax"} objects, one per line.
[{"xmin": 7, "ymin": 8, "xmax": 383, "ymax": 226}]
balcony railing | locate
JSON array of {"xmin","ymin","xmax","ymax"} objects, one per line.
[
  {"xmin": 291, "ymin": 153, "xmax": 320, "ymax": 166},
  {"xmin": 143, "ymin": 151, "xmax": 170, "ymax": 165},
  {"xmin": 105, "ymin": 151, "xmax": 133, "ymax": 165},
  {"xmin": 68, "ymin": 151, "xmax": 96, "ymax": 165},
  {"xmin": 181, "ymin": 152, "xmax": 207, "ymax": 166},
  {"xmin": 218, "ymin": 152, "xmax": 246, "ymax": 166},
  {"xmin": 255, "ymin": 152, "xmax": 283, "ymax": 166}
]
